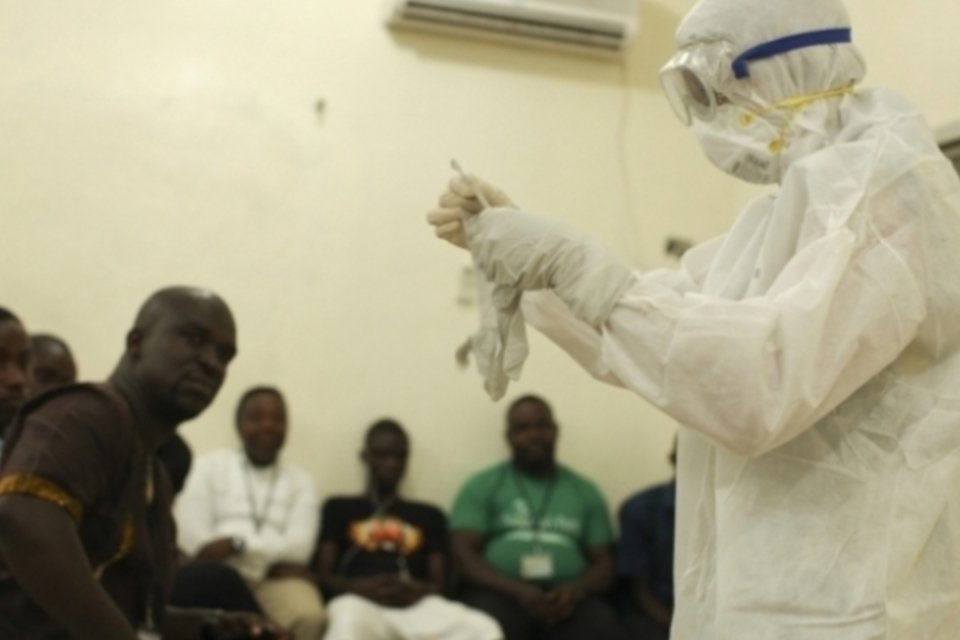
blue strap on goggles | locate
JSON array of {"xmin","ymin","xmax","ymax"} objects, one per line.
[{"xmin": 731, "ymin": 28, "xmax": 852, "ymax": 79}]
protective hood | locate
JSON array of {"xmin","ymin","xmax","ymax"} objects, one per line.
[
  {"xmin": 673, "ymin": 0, "xmax": 868, "ymax": 182},
  {"xmin": 677, "ymin": 0, "xmax": 865, "ymax": 104}
]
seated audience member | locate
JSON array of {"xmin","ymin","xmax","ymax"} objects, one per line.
[
  {"xmin": 162, "ymin": 433, "xmax": 270, "ymax": 618},
  {"xmin": 26, "ymin": 333, "xmax": 77, "ymax": 396},
  {"xmin": 0, "ymin": 287, "xmax": 282, "ymax": 639},
  {"xmin": 616, "ymin": 439, "xmax": 676, "ymax": 640},
  {"xmin": 450, "ymin": 395, "xmax": 630, "ymax": 640},
  {"xmin": 176, "ymin": 386, "xmax": 325, "ymax": 640},
  {"xmin": 316, "ymin": 419, "xmax": 503, "ymax": 640},
  {"xmin": 0, "ymin": 307, "xmax": 30, "ymax": 456}
]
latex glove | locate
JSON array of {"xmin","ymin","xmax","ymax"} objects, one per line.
[
  {"xmin": 426, "ymin": 175, "xmax": 514, "ymax": 248},
  {"xmin": 465, "ymin": 208, "xmax": 633, "ymax": 330},
  {"xmin": 459, "ymin": 270, "xmax": 529, "ymax": 400}
]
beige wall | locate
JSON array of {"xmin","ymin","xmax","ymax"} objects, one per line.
[{"xmin": 2, "ymin": 0, "xmax": 958, "ymax": 519}]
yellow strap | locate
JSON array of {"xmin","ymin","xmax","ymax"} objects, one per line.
[
  {"xmin": 772, "ymin": 83, "xmax": 856, "ymax": 111},
  {"xmin": 740, "ymin": 83, "xmax": 856, "ymax": 153},
  {"xmin": 741, "ymin": 83, "xmax": 856, "ymax": 124}
]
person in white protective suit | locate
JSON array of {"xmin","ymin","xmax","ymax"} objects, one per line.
[{"xmin": 425, "ymin": 0, "xmax": 960, "ymax": 637}]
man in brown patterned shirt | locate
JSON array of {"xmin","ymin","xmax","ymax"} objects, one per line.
[{"xmin": 0, "ymin": 287, "xmax": 282, "ymax": 639}]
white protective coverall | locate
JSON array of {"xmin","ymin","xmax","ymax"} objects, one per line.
[{"xmin": 429, "ymin": 0, "xmax": 960, "ymax": 637}]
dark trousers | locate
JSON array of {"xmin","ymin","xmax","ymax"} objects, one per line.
[
  {"xmin": 460, "ymin": 586, "xmax": 632, "ymax": 640},
  {"xmin": 169, "ymin": 562, "xmax": 263, "ymax": 614},
  {"xmin": 622, "ymin": 607, "xmax": 670, "ymax": 640}
]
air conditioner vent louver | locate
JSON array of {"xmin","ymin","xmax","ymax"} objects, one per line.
[{"xmin": 389, "ymin": 0, "xmax": 639, "ymax": 56}]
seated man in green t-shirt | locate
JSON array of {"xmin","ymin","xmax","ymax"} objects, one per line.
[{"xmin": 449, "ymin": 394, "xmax": 631, "ymax": 640}]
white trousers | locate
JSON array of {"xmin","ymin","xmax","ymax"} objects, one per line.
[{"xmin": 323, "ymin": 593, "xmax": 503, "ymax": 640}]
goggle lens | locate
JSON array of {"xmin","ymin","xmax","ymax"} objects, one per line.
[{"xmin": 660, "ymin": 66, "xmax": 718, "ymax": 126}]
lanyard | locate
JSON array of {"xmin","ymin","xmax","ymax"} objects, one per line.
[
  {"xmin": 242, "ymin": 460, "xmax": 279, "ymax": 533},
  {"xmin": 369, "ymin": 496, "xmax": 411, "ymax": 580},
  {"xmin": 510, "ymin": 469, "xmax": 556, "ymax": 546}
]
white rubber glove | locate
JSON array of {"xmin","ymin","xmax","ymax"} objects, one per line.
[
  {"xmin": 457, "ymin": 268, "xmax": 530, "ymax": 401},
  {"xmin": 426, "ymin": 175, "xmax": 514, "ymax": 249},
  {"xmin": 464, "ymin": 208, "xmax": 634, "ymax": 330}
]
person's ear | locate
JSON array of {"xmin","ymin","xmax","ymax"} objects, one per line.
[{"xmin": 126, "ymin": 328, "xmax": 145, "ymax": 359}]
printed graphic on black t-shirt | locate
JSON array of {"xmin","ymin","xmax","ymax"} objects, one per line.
[
  {"xmin": 347, "ymin": 514, "xmax": 424, "ymax": 554},
  {"xmin": 320, "ymin": 496, "xmax": 447, "ymax": 580}
]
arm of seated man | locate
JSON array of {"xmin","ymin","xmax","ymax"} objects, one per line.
[
  {"xmin": 543, "ymin": 544, "xmax": 616, "ymax": 622},
  {"xmin": 451, "ymin": 530, "xmax": 554, "ymax": 621},
  {"xmin": 385, "ymin": 550, "xmax": 445, "ymax": 608},
  {"xmin": 630, "ymin": 577, "xmax": 673, "ymax": 627},
  {"xmin": 162, "ymin": 606, "xmax": 289, "ymax": 640},
  {"xmin": 0, "ymin": 495, "xmax": 139, "ymax": 640},
  {"xmin": 315, "ymin": 540, "xmax": 408, "ymax": 607},
  {"xmin": 192, "ymin": 536, "xmax": 242, "ymax": 563}
]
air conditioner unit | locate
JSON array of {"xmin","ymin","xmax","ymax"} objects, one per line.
[{"xmin": 387, "ymin": 0, "xmax": 640, "ymax": 56}]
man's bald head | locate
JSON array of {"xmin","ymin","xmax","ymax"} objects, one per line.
[
  {"xmin": 115, "ymin": 286, "xmax": 237, "ymax": 430},
  {"xmin": 131, "ymin": 287, "xmax": 234, "ymax": 336}
]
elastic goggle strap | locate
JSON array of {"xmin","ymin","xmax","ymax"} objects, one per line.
[{"xmin": 732, "ymin": 28, "xmax": 852, "ymax": 79}]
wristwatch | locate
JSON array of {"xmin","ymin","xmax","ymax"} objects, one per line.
[{"xmin": 230, "ymin": 535, "xmax": 246, "ymax": 554}]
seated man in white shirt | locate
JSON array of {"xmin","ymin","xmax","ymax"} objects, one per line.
[{"xmin": 175, "ymin": 386, "xmax": 325, "ymax": 640}]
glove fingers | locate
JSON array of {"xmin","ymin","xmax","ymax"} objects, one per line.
[
  {"xmin": 458, "ymin": 174, "xmax": 512, "ymax": 209},
  {"xmin": 438, "ymin": 191, "xmax": 470, "ymax": 207},
  {"xmin": 439, "ymin": 192, "xmax": 485, "ymax": 216},
  {"xmin": 426, "ymin": 207, "xmax": 461, "ymax": 225},
  {"xmin": 461, "ymin": 200, "xmax": 485, "ymax": 215},
  {"xmin": 439, "ymin": 228, "xmax": 468, "ymax": 248},
  {"xmin": 434, "ymin": 220, "xmax": 462, "ymax": 236},
  {"xmin": 451, "ymin": 175, "xmax": 500, "ymax": 211},
  {"xmin": 449, "ymin": 175, "xmax": 477, "ymax": 198}
]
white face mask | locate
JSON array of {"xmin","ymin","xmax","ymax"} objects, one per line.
[
  {"xmin": 692, "ymin": 104, "xmax": 785, "ymax": 185},
  {"xmin": 692, "ymin": 85, "xmax": 855, "ymax": 185}
]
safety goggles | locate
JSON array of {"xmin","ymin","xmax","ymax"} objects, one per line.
[
  {"xmin": 659, "ymin": 48, "xmax": 727, "ymax": 126},
  {"xmin": 659, "ymin": 28, "xmax": 853, "ymax": 126}
]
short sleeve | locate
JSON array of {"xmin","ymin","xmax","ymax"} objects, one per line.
[
  {"xmin": 422, "ymin": 505, "xmax": 449, "ymax": 556},
  {"xmin": 579, "ymin": 479, "xmax": 614, "ymax": 548},
  {"xmin": 617, "ymin": 493, "xmax": 654, "ymax": 579},
  {"xmin": 0, "ymin": 388, "xmax": 133, "ymax": 524}
]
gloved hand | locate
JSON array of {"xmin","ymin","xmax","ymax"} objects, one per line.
[
  {"xmin": 426, "ymin": 175, "xmax": 514, "ymax": 248},
  {"xmin": 464, "ymin": 208, "xmax": 634, "ymax": 330}
]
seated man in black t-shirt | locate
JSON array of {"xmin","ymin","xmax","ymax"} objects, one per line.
[{"xmin": 315, "ymin": 419, "xmax": 503, "ymax": 640}]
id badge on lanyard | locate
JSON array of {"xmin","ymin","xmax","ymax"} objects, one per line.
[
  {"xmin": 512, "ymin": 469, "xmax": 557, "ymax": 580},
  {"xmin": 520, "ymin": 548, "xmax": 555, "ymax": 579}
]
